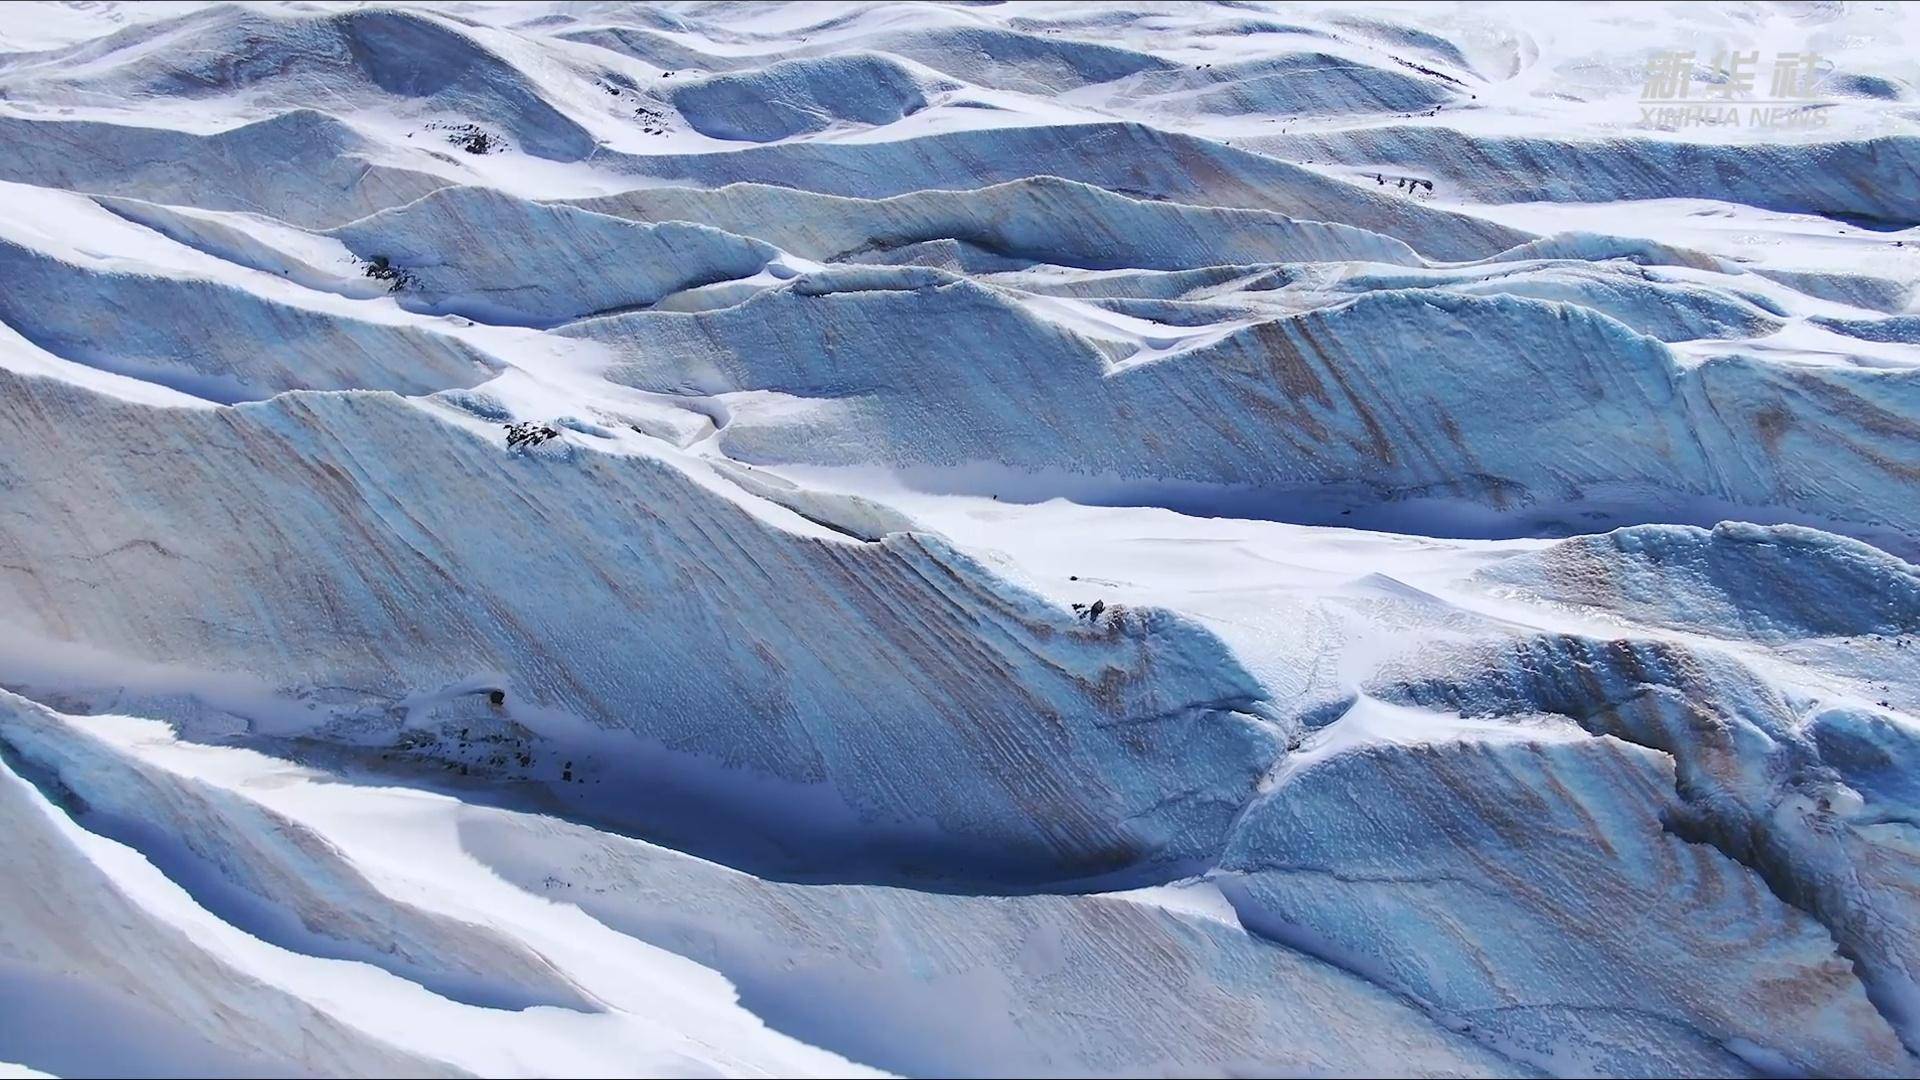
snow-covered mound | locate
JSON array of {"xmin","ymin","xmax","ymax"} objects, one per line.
[
  {"xmin": 0, "ymin": 371, "xmax": 1281, "ymax": 883},
  {"xmin": 1364, "ymin": 631, "xmax": 1920, "ymax": 1066},
  {"xmin": 1480, "ymin": 522, "xmax": 1920, "ymax": 639},
  {"xmin": 0, "ymin": 182, "xmax": 500, "ymax": 400},
  {"xmin": 328, "ymin": 187, "xmax": 782, "ymax": 325},
  {"xmin": 0, "ymin": 6, "xmax": 601, "ymax": 159},
  {"xmin": 1222, "ymin": 704, "xmax": 1902, "ymax": 1076},
  {"xmin": 578, "ymin": 175, "xmax": 1426, "ymax": 270},
  {"xmin": 0, "ymin": 109, "xmax": 455, "ymax": 228},
  {"xmin": 578, "ymin": 280, "xmax": 1920, "ymax": 544},
  {"xmin": 1117, "ymin": 51, "xmax": 1459, "ymax": 119},
  {"xmin": 1271, "ymin": 127, "xmax": 1920, "ymax": 229},
  {"xmin": 590, "ymin": 122, "xmax": 1532, "ymax": 260},
  {"xmin": 668, "ymin": 53, "xmax": 960, "ymax": 142},
  {"xmin": 3, "ymin": 1, "xmax": 1920, "ymax": 1076}
]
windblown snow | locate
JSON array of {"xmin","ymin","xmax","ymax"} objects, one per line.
[{"xmin": 2, "ymin": 2, "xmax": 1919, "ymax": 1077}]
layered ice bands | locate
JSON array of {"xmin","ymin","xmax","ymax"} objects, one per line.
[{"xmin": 1, "ymin": 2, "xmax": 1918, "ymax": 1078}]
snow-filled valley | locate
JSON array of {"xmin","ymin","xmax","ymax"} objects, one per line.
[{"xmin": 2, "ymin": 1, "xmax": 1919, "ymax": 1076}]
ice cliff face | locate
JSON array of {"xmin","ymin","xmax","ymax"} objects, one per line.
[{"xmin": 2, "ymin": 2, "xmax": 1919, "ymax": 1077}]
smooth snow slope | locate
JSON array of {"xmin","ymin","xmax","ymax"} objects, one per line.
[{"xmin": 1, "ymin": 2, "xmax": 1919, "ymax": 1077}]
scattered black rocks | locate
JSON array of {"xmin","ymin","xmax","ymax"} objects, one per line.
[
  {"xmin": 1391, "ymin": 54, "xmax": 1469, "ymax": 87},
  {"xmin": 1369, "ymin": 172, "xmax": 1435, "ymax": 195},
  {"xmin": 505, "ymin": 421, "xmax": 562, "ymax": 450},
  {"xmin": 362, "ymin": 255, "xmax": 417, "ymax": 293},
  {"xmin": 630, "ymin": 101, "xmax": 674, "ymax": 137},
  {"xmin": 426, "ymin": 121, "xmax": 504, "ymax": 154}
]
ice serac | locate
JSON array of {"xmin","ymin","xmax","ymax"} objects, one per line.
[
  {"xmin": 329, "ymin": 187, "xmax": 780, "ymax": 325},
  {"xmin": 1119, "ymin": 51, "xmax": 1458, "ymax": 119},
  {"xmin": 829, "ymin": 23, "xmax": 1175, "ymax": 94},
  {"xmin": 0, "ymin": 691, "xmax": 1514, "ymax": 1079},
  {"xmin": 1373, "ymin": 633, "xmax": 1920, "ymax": 1061},
  {"xmin": 0, "ymin": 5, "xmax": 599, "ymax": 160},
  {"xmin": 668, "ymin": 53, "xmax": 959, "ymax": 142},
  {"xmin": 576, "ymin": 175, "xmax": 1424, "ymax": 270},
  {"xmin": 0, "ymin": 110, "xmax": 447, "ymax": 229},
  {"xmin": 3, "ymin": 1, "xmax": 1920, "ymax": 1075},
  {"xmin": 0, "ymin": 368, "xmax": 1281, "ymax": 884},
  {"xmin": 0, "ymin": 715, "xmax": 445, "ymax": 1078},
  {"xmin": 1319, "ymin": 256, "xmax": 1783, "ymax": 343},
  {"xmin": 0, "ymin": 216, "xmax": 498, "ymax": 402},
  {"xmin": 1221, "ymin": 719, "xmax": 1907, "ymax": 1077},
  {"xmin": 580, "ymin": 278, "xmax": 1920, "ymax": 545},
  {"xmin": 1270, "ymin": 127, "xmax": 1920, "ymax": 229},
  {"xmin": 592, "ymin": 122, "xmax": 1529, "ymax": 261},
  {"xmin": 0, "ymin": 691, "xmax": 596, "ymax": 1014},
  {"xmin": 0, "ymin": 693, "xmax": 874, "ymax": 1078},
  {"xmin": 460, "ymin": 803, "xmax": 1527, "ymax": 1079},
  {"xmin": 1481, "ymin": 522, "xmax": 1920, "ymax": 640}
]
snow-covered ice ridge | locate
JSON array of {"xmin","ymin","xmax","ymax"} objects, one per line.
[{"xmin": 1, "ymin": 0, "xmax": 1917, "ymax": 1075}]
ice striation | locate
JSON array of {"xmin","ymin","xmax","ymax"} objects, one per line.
[{"xmin": 2, "ymin": 2, "xmax": 1919, "ymax": 1077}]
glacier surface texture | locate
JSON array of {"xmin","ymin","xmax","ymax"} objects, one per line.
[{"xmin": 2, "ymin": 1, "xmax": 1920, "ymax": 1077}]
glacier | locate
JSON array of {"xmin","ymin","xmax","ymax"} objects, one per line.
[{"xmin": 1, "ymin": 1, "xmax": 1919, "ymax": 1077}]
